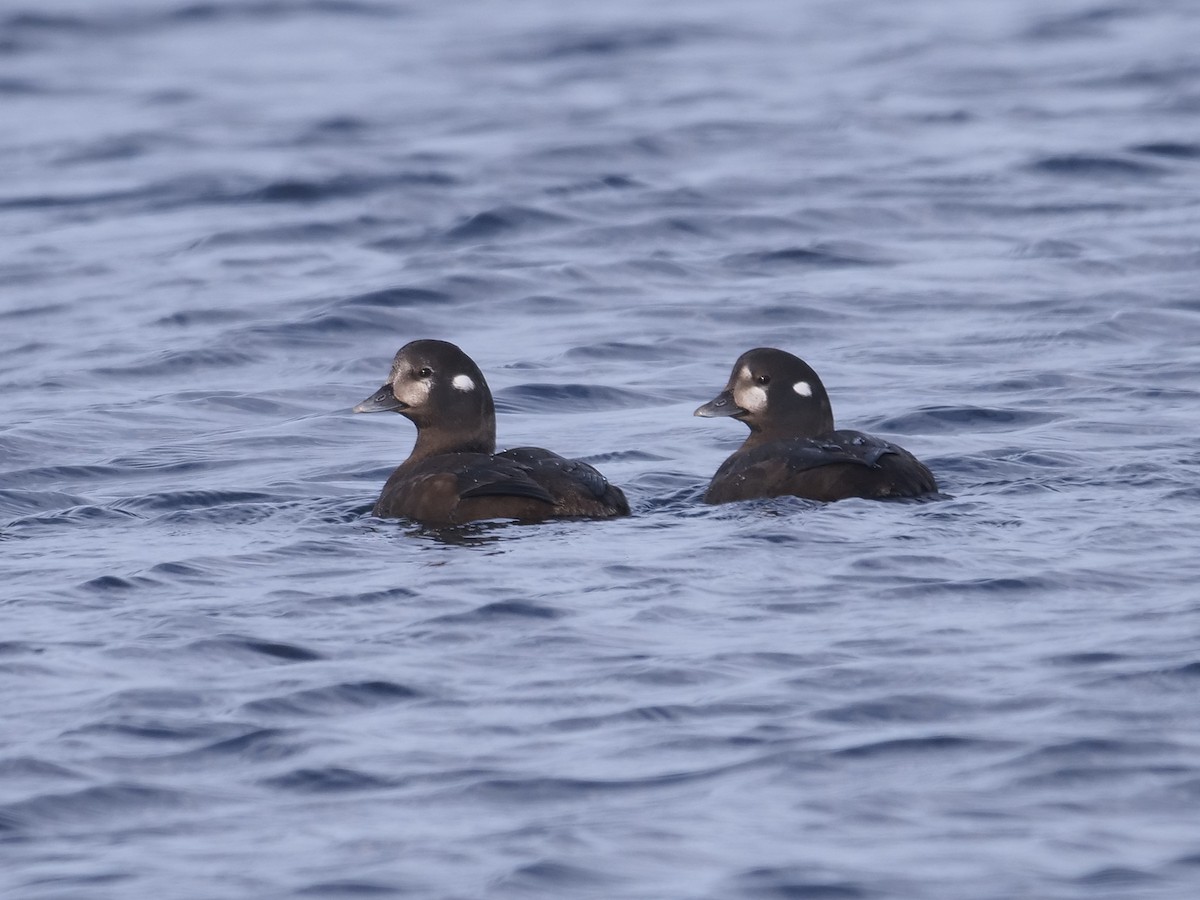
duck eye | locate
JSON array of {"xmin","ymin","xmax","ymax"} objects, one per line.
[
  {"xmin": 755, "ymin": 374, "xmax": 771, "ymax": 385},
  {"xmin": 417, "ymin": 366, "xmax": 433, "ymax": 378}
]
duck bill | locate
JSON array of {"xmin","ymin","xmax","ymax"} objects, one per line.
[
  {"xmin": 694, "ymin": 389, "xmax": 745, "ymax": 418},
  {"xmin": 353, "ymin": 384, "xmax": 407, "ymax": 414}
]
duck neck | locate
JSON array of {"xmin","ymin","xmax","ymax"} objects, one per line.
[
  {"xmin": 741, "ymin": 403, "xmax": 835, "ymax": 450},
  {"xmin": 405, "ymin": 411, "xmax": 496, "ymax": 464}
]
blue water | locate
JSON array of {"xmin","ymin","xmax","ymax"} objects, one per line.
[{"xmin": 4, "ymin": 0, "xmax": 1200, "ymax": 897}]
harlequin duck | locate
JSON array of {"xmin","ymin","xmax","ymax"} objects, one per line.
[
  {"xmin": 354, "ymin": 340, "xmax": 630, "ymax": 525},
  {"xmin": 695, "ymin": 348, "xmax": 938, "ymax": 504}
]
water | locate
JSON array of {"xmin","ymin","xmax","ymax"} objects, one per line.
[{"xmin": 3, "ymin": 0, "xmax": 1200, "ymax": 897}]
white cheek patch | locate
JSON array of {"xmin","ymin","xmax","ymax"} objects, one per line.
[
  {"xmin": 394, "ymin": 378, "xmax": 431, "ymax": 406},
  {"xmin": 739, "ymin": 385, "xmax": 768, "ymax": 412},
  {"xmin": 793, "ymin": 381, "xmax": 812, "ymax": 398},
  {"xmin": 451, "ymin": 374, "xmax": 476, "ymax": 392}
]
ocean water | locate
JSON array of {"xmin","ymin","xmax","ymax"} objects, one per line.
[{"xmin": 3, "ymin": 0, "xmax": 1200, "ymax": 897}]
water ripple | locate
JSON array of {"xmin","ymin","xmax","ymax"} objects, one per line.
[{"xmin": 6, "ymin": 0, "xmax": 1200, "ymax": 896}]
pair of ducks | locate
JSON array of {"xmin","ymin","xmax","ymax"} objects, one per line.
[{"xmin": 355, "ymin": 340, "xmax": 938, "ymax": 526}]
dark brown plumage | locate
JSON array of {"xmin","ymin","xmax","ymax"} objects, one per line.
[
  {"xmin": 695, "ymin": 348, "xmax": 938, "ymax": 504},
  {"xmin": 354, "ymin": 340, "xmax": 629, "ymax": 526}
]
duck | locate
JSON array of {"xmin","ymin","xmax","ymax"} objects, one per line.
[
  {"xmin": 354, "ymin": 340, "xmax": 630, "ymax": 525},
  {"xmin": 694, "ymin": 348, "xmax": 938, "ymax": 504}
]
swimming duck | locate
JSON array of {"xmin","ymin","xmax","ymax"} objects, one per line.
[
  {"xmin": 355, "ymin": 340, "xmax": 630, "ymax": 525},
  {"xmin": 695, "ymin": 348, "xmax": 937, "ymax": 503}
]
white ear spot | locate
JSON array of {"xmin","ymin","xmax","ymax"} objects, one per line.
[
  {"xmin": 452, "ymin": 374, "xmax": 476, "ymax": 392},
  {"xmin": 793, "ymin": 381, "xmax": 812, "ymax": 397}
]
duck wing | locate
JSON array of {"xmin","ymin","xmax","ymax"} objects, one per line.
[
  {"xmin": 498, "ymin": 447, "xmax": 616, "ymax": 501},
  {"xmin": 453, "ymin": 454, "xmax": 557, "ymax": 504},
  {"xmin": 706, "ymin": 430, "xmax": 935, "ymax": 503}
]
